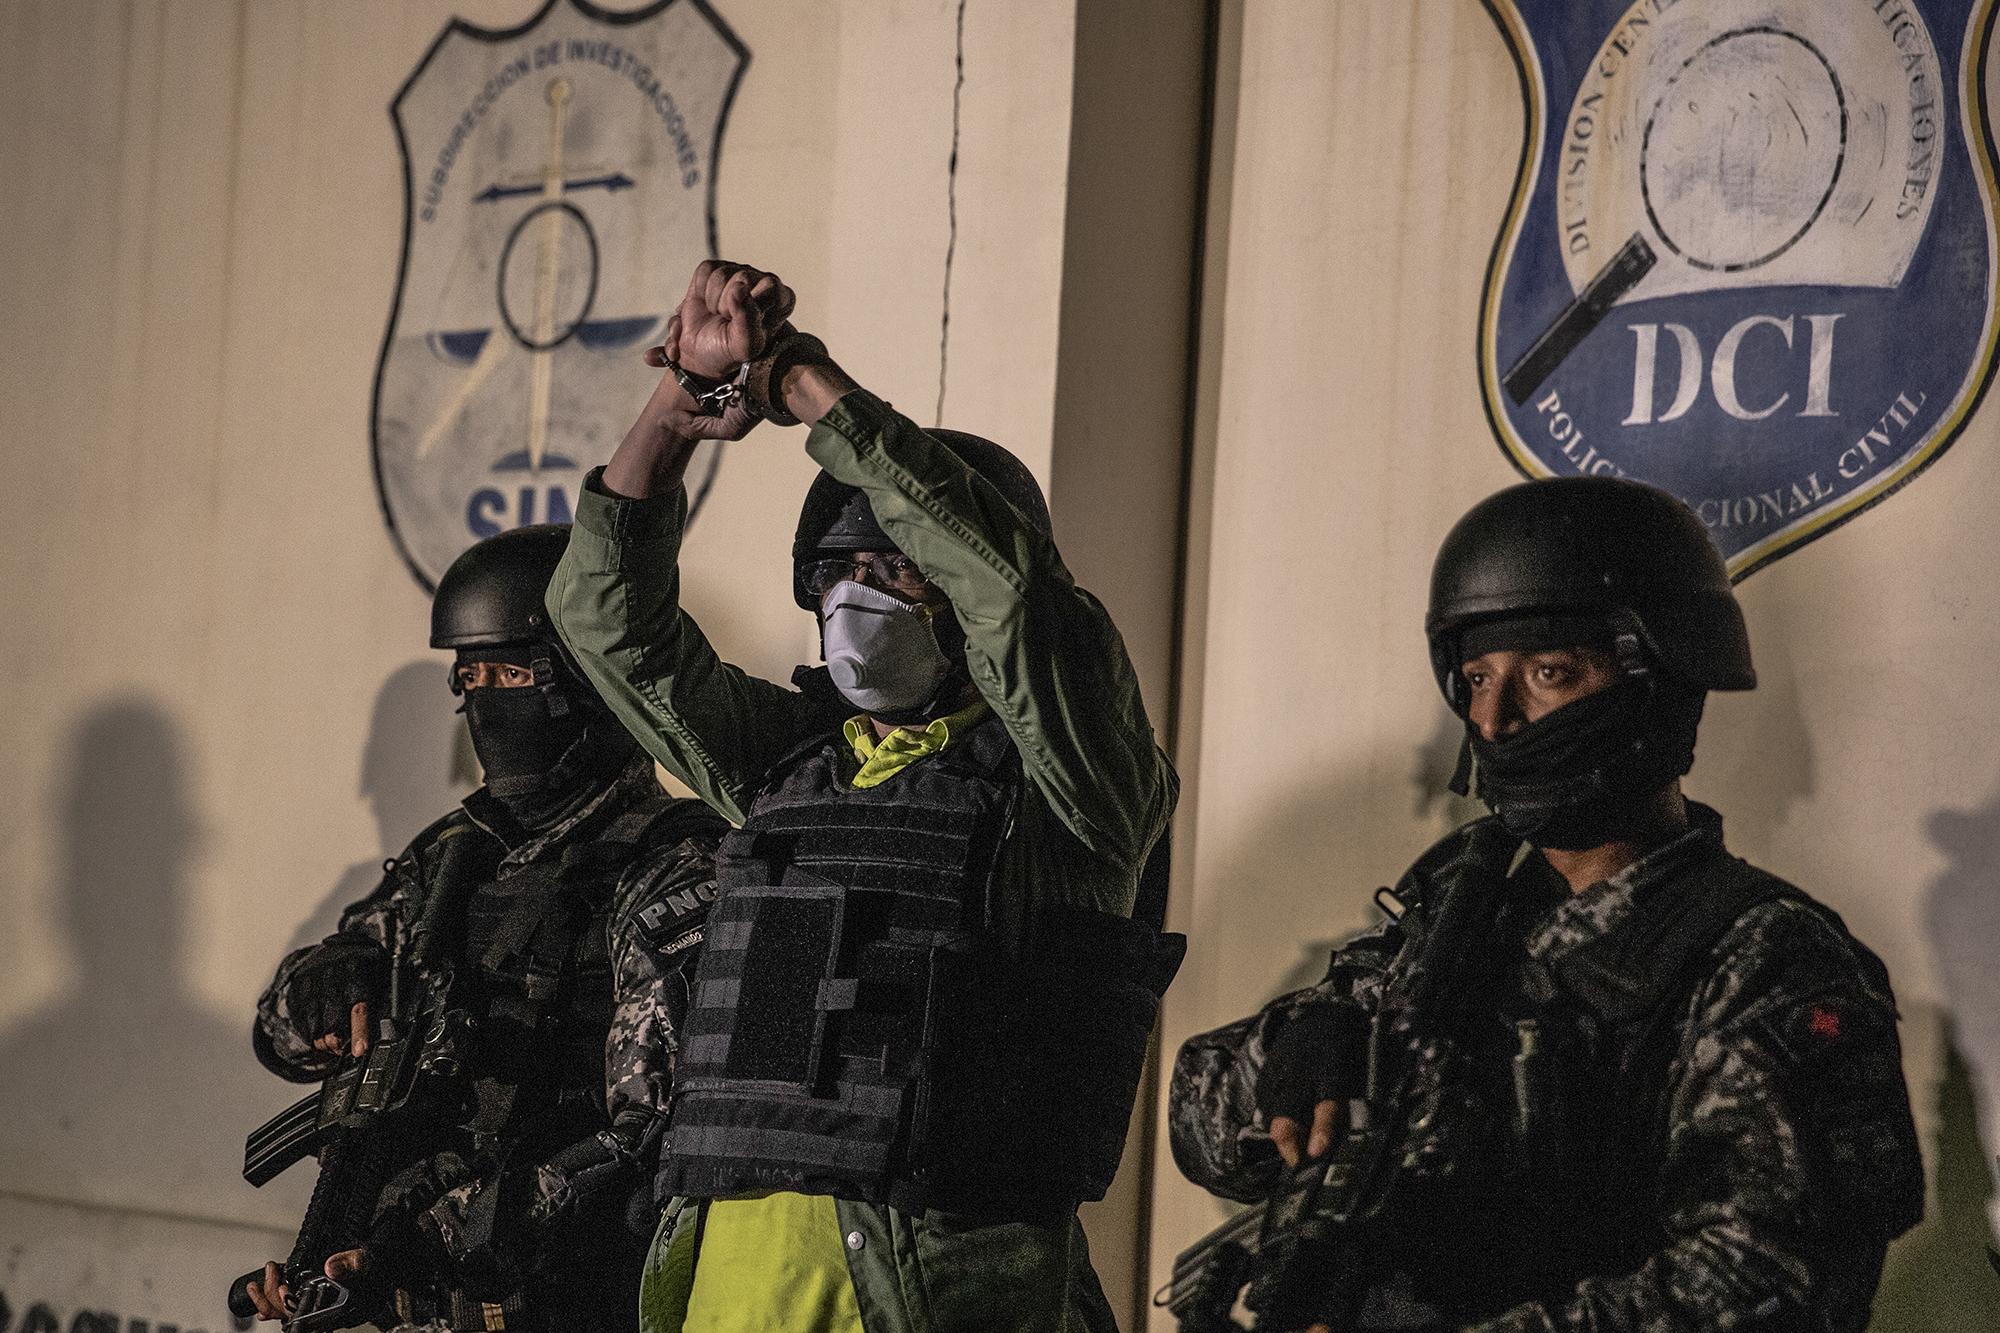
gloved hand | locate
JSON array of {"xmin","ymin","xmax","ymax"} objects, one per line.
[
  {"xmin": 1255, "ymin": 1004, "xmax": 1370, "ymax": 1166},
  {"xmin": 284, "ymin": 940, "xmax": 389, "ymax": 1056},
  {"xmin": 420, "ymin": 1163, "xmax": 533, "ymax": 1298},
  {"xmin": 527, "ymin": 1126, "xmax": 649, "ymax": 1231}
]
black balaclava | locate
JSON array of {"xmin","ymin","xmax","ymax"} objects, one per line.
[
  {"xmin": 1447, "ymin": 616, "xmax": 1705, "ymax": 851},
  {"xmin": 456, "ymin": 644, "xmax": 633, "ymax": 830}
]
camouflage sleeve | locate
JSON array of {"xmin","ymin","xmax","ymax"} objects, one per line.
[
  {"xmin": 1466, "ymin": 899, "xmax": 1925, "ymax": 1333},
  {"xmin": 1168, "ymin": 922, "xmax": 1401, "ymax": 1202},
  {"xmin": 253, "ymin": 863, "xmax": 405, "ymax": 1082},
  {"xmin": 605, "ymin": 828, "xmax": 722, "ymax": 1124}
]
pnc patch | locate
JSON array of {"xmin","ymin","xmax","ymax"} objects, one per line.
[{"xmin": 1480, "ymin": 0, "xmax": 2000, "ymax": 576}]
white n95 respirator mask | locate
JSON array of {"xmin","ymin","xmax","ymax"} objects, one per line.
[{"xmin": 819, "ymin": 579, "xmax": 951, "ymax": 715}]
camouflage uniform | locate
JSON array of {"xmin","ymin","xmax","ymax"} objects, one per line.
[
  {"xmin": 256, "ymin": 752, "xmax": 725, "ymax": 1332},
  {"xmin": 1170, "ymin": 804, "xmax": 1924, "ymax": 1332}
]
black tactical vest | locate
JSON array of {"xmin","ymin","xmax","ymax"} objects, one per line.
[
  {"xmin": 416, "ymin": 789, "xmax": 692, "ymax": 1147},
  {"xmin": 660, "ymin": 714, "xmax": 1182, "ymax": 1218},
  {"xmin": 384, "ymin": 785, "xmax": 705, "ymax": 1333},
  {"xmin": 1385, "ymin": 823, "xmax": 1818, "ymax": 1315}
]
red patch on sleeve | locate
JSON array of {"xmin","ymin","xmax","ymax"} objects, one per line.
[{"xmin": 1807, "ymin": 1006, "xmax": 1843, "ymax": 1040}]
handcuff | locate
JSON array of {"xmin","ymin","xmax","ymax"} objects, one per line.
[
  {"xmin": 658, "ymin": 328, "xmax": 830, "ymax": 427},
  {"xmin": 661, "ymin": 354, "xmax": 751, "ymax": 418}
]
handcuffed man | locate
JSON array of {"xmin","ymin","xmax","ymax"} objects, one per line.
[{"xmin": 546, "ymin": 260, "xmax": 1183, "ymax": 1333}]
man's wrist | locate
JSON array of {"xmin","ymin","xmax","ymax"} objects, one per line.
[
  {"xmin": 645, "ymin": 397, "xmax": 707, "ymax": 453},
  {"xmin": 604, "ymin": 398, "xmax": 703, "ymax": 499},
  {"xmin": 742, "ymin": 328, "xmax": 823, "ymax": 425},
  {"xmin": 781, "ymin": 362, "xmax": 858, "ymax": 426},
  {"xmin": 662, "ymin": 353, "xmax": 750, "ymax": 418}
]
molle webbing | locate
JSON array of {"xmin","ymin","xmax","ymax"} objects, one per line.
[
  {"xmin": 463, "ymin": 792, "xmax": 688, "ymax": 1108},
  {"xmin": 663, "ymin": 720, "xmax": 1016, "ymax": 1207},
  {"xmin": 477, "ymin": 792, "xmax": 685, "ymax": 996},
  {"xmin": 1521, "ymin": 845, "xmax": 1814, "ymax": 1288},
  {"xmin": 1544, "ymin": 849, "xmax": 1812, "ymax": 1093},
  {"xmin": 660, "ymin": 716, "xmax": 1182, "ymax": 1217}
]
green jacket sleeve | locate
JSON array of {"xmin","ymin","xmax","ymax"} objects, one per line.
[
  {"xmin": 546, "ymin": 474, "xmax": 833, "ymax": 824},
  {"xmin": 805, "ymin": 390, "xmax": 1175, "ymax": 868}
]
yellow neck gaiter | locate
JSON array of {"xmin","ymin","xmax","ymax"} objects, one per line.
[{"xmin": 843, "ymin": 698, "xmax": 993, "ymax": 789}]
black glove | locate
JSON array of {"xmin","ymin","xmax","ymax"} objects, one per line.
[
  {"xmin": 428, "ymin": 1168, "xmax": 538, "ymax": 1295},
  {"xmin": 526, "ymin": 1114, "xmax": 665, "ymax": 1247},
  {"xmin": 1254, "ymin": 1003, "xmax": 1371, "ymax": 1128},
  {"xmin": 284, "ymin": 939, "xmax": 389, "ymax": 1047}
]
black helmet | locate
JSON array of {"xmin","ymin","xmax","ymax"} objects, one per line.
[
  {"xmin": 428, "ymin": 520, "xmax": 572, "ymax": 644},
  {"xmin": 790, "ymin": 429, "xmax": 1051, "ymax": 608},
  {"xmin": 432, "ymin": 524, "xmax": 591, "ymax": 717},
  {"xmin": 1425, "ymin": 477, "xmax": 1754, "ymax": 706},
  {"xmin": 431, "ymin": 524, "xmax": 572, "ymax": 650}
]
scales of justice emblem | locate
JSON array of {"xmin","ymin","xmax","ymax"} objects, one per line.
[
  {"xmin": 1480, "ymin": 0, "xmax": 2000, "ymax": 576},
  {"xmin": 372, "ymin": 0, "xmax": 747, "ymax": 590}
]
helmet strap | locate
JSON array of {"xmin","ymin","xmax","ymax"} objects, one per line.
[
  {"xmin": 1448, "ymin": 733, "xmax": 1475, "ymax": 798},
  {"xmin": 530, "ymin": 653, "xmax": 572, "ymax": 718}
]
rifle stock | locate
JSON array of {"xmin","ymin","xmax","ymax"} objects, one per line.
[{"xmin": 1158, "ymin": 1106, "xmax": 1397, "ymax": 1332}]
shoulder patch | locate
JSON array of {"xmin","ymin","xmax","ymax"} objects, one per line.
[
  {"xmin": 616, "ymin": 835, "xmax": 720, "ymax": 954},
  {"xmin": 1762, "ymin": 981, "xmax": 1922, "ymax": 1232}
]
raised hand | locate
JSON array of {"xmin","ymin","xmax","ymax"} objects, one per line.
[
  {"xmin": 605, "ymin": 261, "xmax": 810, "ymax": 495},
  {"xmin": 655, "ymin": 260, "xmax": 796, "ymax": 379}
]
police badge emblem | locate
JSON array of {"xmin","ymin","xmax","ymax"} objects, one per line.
[
  {"xmin": 372, "ymin": 0, "xmax": 747, "ymax": 590},
  {"xmin": 1480, "ymin": 0, "xmax": 2000, "ymax": 576}
]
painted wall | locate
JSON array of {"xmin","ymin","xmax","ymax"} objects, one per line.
[
  {"xmin": 5, "ymin": 1, "xmax": 1995, "ymax": 1331},
  {"xmin": 0, "ymin": 0, "xmax": 1104, "ymax": 1324}
]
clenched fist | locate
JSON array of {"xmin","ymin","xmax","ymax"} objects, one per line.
[{"xmin": 653, "ymin": 259, "xmax": 797, "ymax": 380}]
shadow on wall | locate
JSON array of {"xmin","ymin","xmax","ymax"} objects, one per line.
[
  {"xmin": 281, "ymin": 661, "xmax": 473, "ymax": 951},
  {"xmin": 1690, "ymin": 626, "xmax": 1816, "ymax": 853},
  {"xmin": 1165, "ymin": 713, "xmax": 1486, "ymax": 1246},
  {"xmin": 1872, "ymin": 1029, "xmax": 2000, "ymax": 1331},
  {"xmin": 1865, "ymin": 776, "xmax": 2000, "ymax": 1329},
  {"xmin": 1183, "ymin": 708, "xmax": 1489, "ymax": 1112},
  {"xmin": 0, "ymin": 695, "xmax": 246, "ymax": 1209},
  {"xmin": 1410, "ymin": 708, "xmax": 1484, "ymax": 832},
  {"xmin": 1255, "ymin": 710, "xmax": 1514, "ymax": 1003},
  {"xmin": 1924, "ymin": 780, "xmax": 2000, "ymax": 1229}
]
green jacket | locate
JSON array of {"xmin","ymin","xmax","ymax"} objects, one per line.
[{"xmin": 547, "ymin": 388, "xmax": 1177, "ymax": 1333}]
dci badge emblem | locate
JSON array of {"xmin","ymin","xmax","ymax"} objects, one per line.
[
  {"xmin": 1480, "ymin": 0, "xmax": 2000, "ymax": 576},
  {"xmin": 372, "ymin": 0, "xmax": 748, "ymax": 590}
]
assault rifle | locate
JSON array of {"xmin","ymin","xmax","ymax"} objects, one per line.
[
  {"xmin": 227, "ymin": 860, "xmax": 477, "ymax": 1331},
  {"xmin": 1158, "ymin": 1098, "xmax": 1400, "ymax": 1332}
]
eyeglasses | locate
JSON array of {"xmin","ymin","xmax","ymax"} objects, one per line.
[{"xmin": 799, "ymin": 552, "xmax": 936, "ymax": 600}]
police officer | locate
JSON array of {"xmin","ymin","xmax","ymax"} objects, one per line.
[
  {"xmin": 244, "ymin": 525, "xmax": 726, "ymax": 1332},
  {"xmin": 1169, "ymin": 478, "xmax": 1925, "ymax": 1331},
  {"xmin": 544, "ymin": 261, "xmax": 1181, "ymax": 1332}
]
